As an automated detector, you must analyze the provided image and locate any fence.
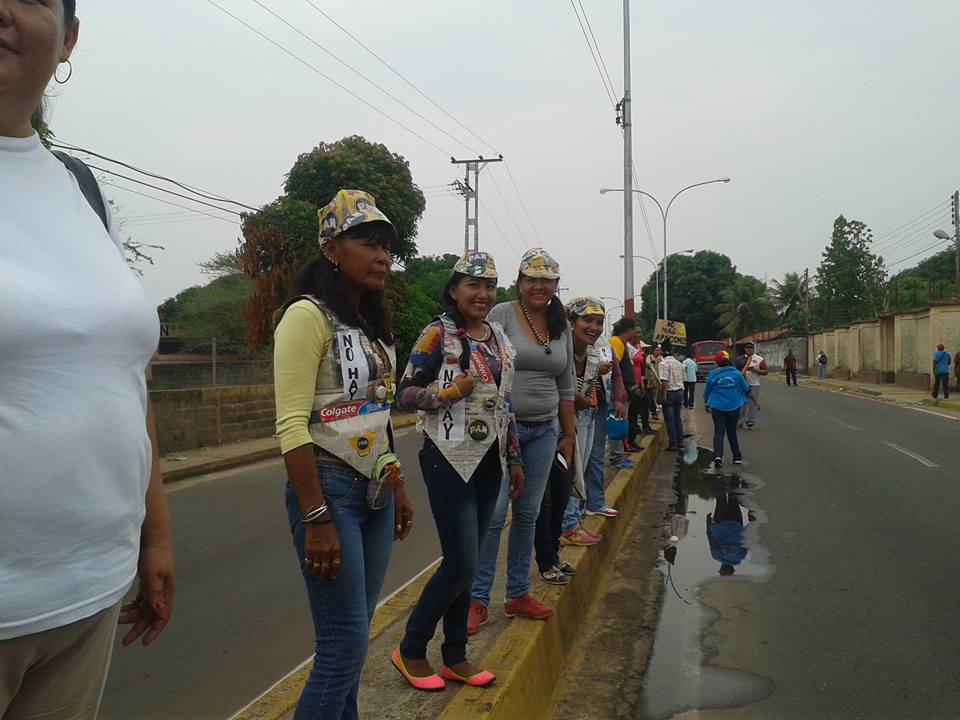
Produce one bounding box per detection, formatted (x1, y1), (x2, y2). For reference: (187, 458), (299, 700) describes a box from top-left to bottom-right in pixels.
(148, 359), (273, 390)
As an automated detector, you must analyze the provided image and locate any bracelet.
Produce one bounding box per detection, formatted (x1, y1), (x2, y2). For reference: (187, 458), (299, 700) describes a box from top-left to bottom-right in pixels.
(302, 504), (328, 524)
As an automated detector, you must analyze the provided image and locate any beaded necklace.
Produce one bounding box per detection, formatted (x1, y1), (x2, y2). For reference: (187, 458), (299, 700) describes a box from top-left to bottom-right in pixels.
(519, 299), (551, 355)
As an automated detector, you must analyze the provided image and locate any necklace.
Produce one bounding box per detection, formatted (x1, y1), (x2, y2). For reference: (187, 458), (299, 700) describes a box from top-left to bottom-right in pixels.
(466, 324), (492, 342)
(519, 300), (552, 354)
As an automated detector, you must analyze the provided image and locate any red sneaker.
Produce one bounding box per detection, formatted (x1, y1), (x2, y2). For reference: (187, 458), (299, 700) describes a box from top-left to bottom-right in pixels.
(467, 601), (488, 636)
(504, 594), (555, 621)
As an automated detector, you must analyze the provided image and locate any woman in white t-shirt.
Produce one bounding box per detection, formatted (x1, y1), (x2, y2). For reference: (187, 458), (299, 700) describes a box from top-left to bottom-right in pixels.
(0, 3), (175, 717)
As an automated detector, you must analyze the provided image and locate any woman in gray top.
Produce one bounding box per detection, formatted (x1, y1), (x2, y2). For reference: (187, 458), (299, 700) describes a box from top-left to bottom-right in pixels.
(468, 248), (576, 629)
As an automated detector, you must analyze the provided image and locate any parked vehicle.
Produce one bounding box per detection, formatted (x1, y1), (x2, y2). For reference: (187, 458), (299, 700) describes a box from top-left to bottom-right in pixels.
(692, 339), (728, 381)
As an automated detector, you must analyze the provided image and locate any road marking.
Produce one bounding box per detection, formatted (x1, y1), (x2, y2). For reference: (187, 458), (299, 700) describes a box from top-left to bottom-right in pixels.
(826, 416), (861, 431)
(881, 441), (939, 468)
(165, 457), (284, 494)
(801, 384), (960, 422)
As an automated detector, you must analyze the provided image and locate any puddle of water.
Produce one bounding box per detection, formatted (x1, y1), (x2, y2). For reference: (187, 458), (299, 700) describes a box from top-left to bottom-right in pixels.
(639, 441), (776, 720)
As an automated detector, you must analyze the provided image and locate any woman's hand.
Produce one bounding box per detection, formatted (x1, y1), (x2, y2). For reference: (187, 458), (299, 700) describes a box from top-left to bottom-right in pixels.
(303, 522), (341, 580)
(557, 434), (575, 470)
(614, 401), (626, 419)
(119, 540), (175, 647)
(394, 486), (414, 541)
(574, 392), (592, 411)
(704, 405), (711, 415)
(508, 465), (525, 500)
(452, 372), (475, 398)
(596, 361), (611, 375)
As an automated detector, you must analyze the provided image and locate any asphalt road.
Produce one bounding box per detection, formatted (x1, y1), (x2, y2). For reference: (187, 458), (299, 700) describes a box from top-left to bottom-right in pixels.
(641, 380), (960, 720)
(99, 426), (439, 720)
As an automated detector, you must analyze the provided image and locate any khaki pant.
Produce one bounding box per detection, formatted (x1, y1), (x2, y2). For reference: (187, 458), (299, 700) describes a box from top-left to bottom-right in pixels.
(0, 603), (121, 720)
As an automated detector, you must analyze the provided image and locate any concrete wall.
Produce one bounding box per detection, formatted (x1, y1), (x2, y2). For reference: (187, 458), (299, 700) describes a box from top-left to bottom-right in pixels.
(151, 384), (276, 454)
(756, 337), (807, 371)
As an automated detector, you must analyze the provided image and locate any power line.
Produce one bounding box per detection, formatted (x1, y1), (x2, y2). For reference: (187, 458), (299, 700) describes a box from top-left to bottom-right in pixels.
(53, 141), (260, 212)
(478, 197), (522, 259)
(874, 215), (949, 255)
(577, 0), (617, 100)
(300, 0), (500, 155)
(100, 181), (240, 226)
(88, 164), (243, 216)
(631, 160), (658, 262)
(248, 0), (480, 156)
(202, 0), (454, 157)
(503, 162), (543, 246)
(884, 238), (952, 270)
(569, 0), (617, 107)
(872, 200), (950, 246)
(486, 167), (527, 246)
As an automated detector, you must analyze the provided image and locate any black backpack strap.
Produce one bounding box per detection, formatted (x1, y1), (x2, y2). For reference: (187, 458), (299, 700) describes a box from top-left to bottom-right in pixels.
(52, 151), (109, 231)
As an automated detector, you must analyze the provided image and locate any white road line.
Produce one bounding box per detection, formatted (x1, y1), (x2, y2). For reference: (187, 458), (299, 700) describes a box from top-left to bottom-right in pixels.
(881, 441), (939, 468)
(226, 556), (442, 720)
(826, 416), (861, 431)
(801, 384), (960, 422)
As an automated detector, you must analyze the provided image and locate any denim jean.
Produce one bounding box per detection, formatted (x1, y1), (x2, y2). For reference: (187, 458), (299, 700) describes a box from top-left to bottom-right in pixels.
(400, 441), (502, 666)
(285, 460), (395, 720)
(933, 373), (950, 399)
(533, 439), (572, 574)
(818, 364), (827, 379)
(683, 381), (697, 408)
(562, 406), (597, 533)
(663, 389), (684, 446)
(711, 408), (742, 461)
(471, 418), (559, 606)
(585, 397), (610, 512)
(739, 385), (760, 426)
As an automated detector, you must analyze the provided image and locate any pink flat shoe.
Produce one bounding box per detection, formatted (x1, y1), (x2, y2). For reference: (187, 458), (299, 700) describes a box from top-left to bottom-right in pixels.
(441, 666), (496, 687)
(391, 648), (445, 692)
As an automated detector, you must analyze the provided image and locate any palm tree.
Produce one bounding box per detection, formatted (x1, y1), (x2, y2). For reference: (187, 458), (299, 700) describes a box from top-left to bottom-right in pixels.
(769, 272), (807, 325)
(714, 279), (776, 339)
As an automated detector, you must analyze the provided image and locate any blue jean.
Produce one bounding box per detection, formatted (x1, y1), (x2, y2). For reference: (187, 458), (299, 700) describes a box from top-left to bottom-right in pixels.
(284, 460), (395, 720)
(400, 441), (502, 666)
(818, 363), (827, 379)
(585, 397), (610, 512)
(663, 390), (684, 446)
(711, 408), (742, 461)
(471, 418), (559, 606)
(562, 406), (597, 533)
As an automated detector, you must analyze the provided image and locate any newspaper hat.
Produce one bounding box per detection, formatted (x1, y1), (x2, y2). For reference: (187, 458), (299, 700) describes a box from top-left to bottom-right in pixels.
(452, 251), (498, 279)
(566, 296), (605, 318)
(518, 247), (560, 280)
(318, 189), (397, 247)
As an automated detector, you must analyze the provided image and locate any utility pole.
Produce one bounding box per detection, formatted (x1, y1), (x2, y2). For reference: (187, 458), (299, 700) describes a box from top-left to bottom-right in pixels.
(620, 0), (635, 318)
(451, 155), (503, 253)
(952, 190), (959, 296)
(804, 268), (811, 370)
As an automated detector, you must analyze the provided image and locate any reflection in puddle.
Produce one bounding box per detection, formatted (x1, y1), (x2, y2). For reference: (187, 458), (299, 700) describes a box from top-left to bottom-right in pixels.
(640, 442), (775, 720)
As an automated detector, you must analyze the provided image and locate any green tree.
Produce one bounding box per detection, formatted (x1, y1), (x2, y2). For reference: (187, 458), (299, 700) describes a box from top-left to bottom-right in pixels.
(159, 274), (253, 355)
(403, 254), (461, 305)
(770, 271), (809, 335)
(814, 215), (886, 326)
(714, 277), (775, 339)
(239, 137), (425, 350)
(638, 251), (740, 341)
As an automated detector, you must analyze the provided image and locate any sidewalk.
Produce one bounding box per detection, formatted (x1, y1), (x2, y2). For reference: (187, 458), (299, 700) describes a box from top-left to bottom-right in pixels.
(158, 412), (418, 483)
(794, 374), (960, 417)
(232, 422), (666, 720)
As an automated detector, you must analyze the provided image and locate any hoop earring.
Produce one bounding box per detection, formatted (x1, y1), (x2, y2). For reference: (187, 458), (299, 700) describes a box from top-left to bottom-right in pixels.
(55, 59), (73, 85)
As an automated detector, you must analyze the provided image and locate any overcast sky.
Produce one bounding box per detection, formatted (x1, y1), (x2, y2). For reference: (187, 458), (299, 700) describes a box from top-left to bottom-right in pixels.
(52, 0), (960, 322)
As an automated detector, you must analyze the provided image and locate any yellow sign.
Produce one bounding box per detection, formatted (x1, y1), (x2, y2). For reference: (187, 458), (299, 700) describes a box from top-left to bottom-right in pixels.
(653, 319), (687, 346)
(349, 432), (377, 458)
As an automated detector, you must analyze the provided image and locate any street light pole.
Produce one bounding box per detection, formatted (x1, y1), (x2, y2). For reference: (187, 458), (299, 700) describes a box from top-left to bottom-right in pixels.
(621, 0), (634, 318)
(619, 254), (659, 319)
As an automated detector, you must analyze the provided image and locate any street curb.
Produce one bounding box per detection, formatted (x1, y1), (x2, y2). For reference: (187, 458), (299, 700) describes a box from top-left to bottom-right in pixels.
(437, 424), (665, 720)
(162, 415), (419, 484)
(802, 379), (883, 396)
(921, 397), (960, 412)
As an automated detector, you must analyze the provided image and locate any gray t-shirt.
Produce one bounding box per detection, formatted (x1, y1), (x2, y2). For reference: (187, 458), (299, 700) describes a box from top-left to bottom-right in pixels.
(488, 301), (575, 423)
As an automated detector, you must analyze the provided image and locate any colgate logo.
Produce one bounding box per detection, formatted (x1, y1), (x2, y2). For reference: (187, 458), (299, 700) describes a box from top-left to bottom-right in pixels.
(319, 403), (363, 422)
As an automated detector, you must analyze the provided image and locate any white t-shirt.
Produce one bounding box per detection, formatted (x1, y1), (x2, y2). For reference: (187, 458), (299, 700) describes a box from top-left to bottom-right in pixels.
(0, 133), (159, 639)
(658, 355), (686, 391)
(742, 353), (765, 387)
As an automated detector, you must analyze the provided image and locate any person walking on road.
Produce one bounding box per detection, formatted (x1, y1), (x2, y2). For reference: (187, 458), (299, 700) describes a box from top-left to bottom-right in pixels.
(392, 252), (520, 691)
(469, 248), (576, 633)
(274, 190), (415, 719)
(1, 4), (175, 718)
(954, 349), (960, 393)
(737, 342), (767, 429)
(816, 350), (829, 380)
(658, 341), (686, 451)
(703, 352), (755, 466)
(784, 349), (799, 387)
(932, 343), (951, 400)
(681, 353), (698, 408)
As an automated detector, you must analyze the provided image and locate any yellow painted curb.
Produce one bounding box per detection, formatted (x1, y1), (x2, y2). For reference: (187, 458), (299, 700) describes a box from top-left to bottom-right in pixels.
(437, 424), (665, 720)
(802, 379), (883, 396)
(922, 397), (960, 412)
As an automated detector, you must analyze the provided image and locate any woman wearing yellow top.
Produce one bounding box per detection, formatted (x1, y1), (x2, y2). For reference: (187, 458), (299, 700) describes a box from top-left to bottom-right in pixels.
(273, 189), (415, 720)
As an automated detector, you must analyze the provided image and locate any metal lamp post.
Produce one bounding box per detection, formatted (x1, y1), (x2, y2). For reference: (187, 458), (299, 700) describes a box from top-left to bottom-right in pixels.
(618, 254), (659, 318)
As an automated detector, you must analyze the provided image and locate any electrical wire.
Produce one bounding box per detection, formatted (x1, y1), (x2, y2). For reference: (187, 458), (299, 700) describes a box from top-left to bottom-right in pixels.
(569, 0), (617, 107)
(52, 141), (259, 212)
(503, 162), (543, 246)
(577, 0), (618, 101)
(202, 0), (454, 157)
(300, 0), (500, 156)
(873, 214), (949, 255)
(486, 167), (527, 246)
(478, 197), (522, 259)
(631, 160), (659, 262)
(248, 0), (480, 156)
(872, 199), (950, 245)
(99, 182), (240, 226)
(884, 238), (953, 270)
(89, 164), (243, 216)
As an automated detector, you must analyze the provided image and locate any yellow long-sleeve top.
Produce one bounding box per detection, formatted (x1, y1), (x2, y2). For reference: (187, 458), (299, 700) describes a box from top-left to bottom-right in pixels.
(274, 300), (332, 454)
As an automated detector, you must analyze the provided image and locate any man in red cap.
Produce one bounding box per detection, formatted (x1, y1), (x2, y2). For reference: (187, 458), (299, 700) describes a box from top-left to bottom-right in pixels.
(932, 343), (951, 399)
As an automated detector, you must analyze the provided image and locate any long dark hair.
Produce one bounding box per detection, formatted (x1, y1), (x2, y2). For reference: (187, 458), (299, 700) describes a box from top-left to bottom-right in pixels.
(441, 271), (474, 371)
(516, 273), (566, 340)
(287, 231), (394, 345)
(30, 2), (78, 135)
